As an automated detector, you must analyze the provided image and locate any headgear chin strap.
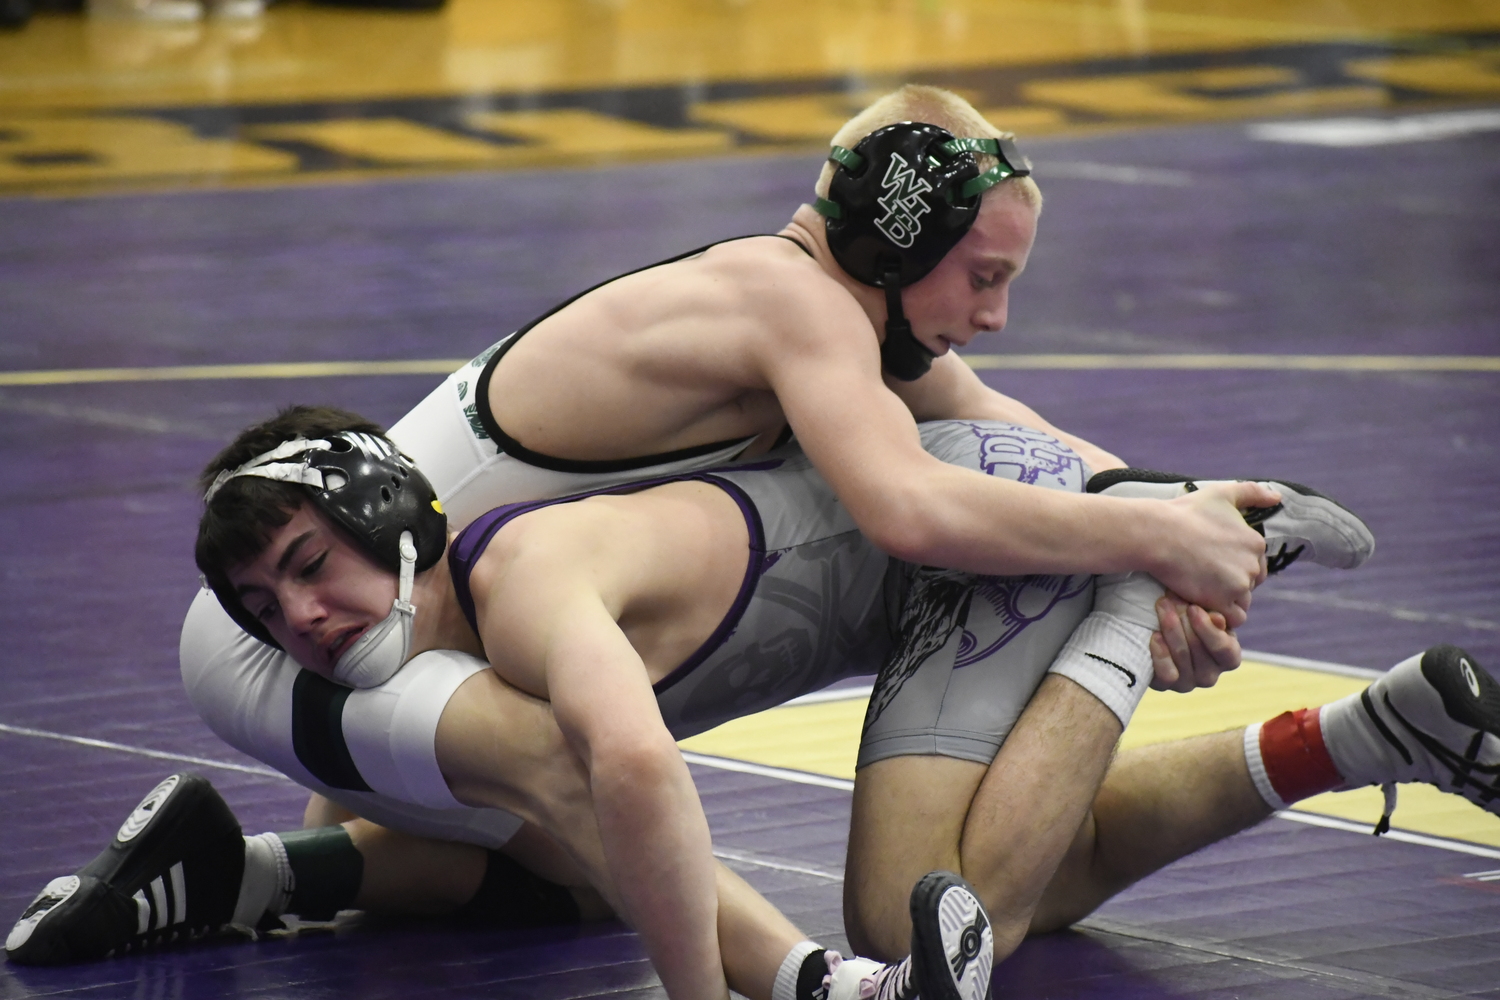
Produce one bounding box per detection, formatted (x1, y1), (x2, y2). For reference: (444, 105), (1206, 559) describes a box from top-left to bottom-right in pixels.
(331, 530), (418, 688)
(813, 122), (1031, 381)
(202, 430), (447, 681)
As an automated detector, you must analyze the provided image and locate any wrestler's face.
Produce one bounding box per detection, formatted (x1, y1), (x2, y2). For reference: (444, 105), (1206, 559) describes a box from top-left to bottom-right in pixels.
(900, 189), (1038, 356)
(226, 504), (397, 677)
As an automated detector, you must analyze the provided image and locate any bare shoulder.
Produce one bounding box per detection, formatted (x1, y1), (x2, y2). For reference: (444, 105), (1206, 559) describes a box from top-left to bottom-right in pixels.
(477, 501), (622, 585)
(699, 236), (873, 358)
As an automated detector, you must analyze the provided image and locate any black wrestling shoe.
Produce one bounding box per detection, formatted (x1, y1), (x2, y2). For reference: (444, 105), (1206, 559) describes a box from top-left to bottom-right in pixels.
(6, 773), (245, 965)
(823, 872), (993, 1000)
(1086, 468), (1374, 573)
(908, 871), (992, 1000)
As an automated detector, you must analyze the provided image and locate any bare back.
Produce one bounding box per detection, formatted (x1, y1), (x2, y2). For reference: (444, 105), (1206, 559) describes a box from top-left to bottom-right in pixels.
(486, 235), (854, 463)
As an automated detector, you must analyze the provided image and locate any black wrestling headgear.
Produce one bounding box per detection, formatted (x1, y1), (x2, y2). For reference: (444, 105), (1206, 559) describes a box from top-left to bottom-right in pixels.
(202, 431), (447, 646)
(814, 122), (1031, 380)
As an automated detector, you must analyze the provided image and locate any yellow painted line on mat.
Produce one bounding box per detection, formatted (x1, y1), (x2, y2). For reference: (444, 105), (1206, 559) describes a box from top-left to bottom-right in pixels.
(0, 359), (467, 386)
(962, 354), (1500, 372)
(677, 658), (1500, 850)
(6, 354), (1499, 387)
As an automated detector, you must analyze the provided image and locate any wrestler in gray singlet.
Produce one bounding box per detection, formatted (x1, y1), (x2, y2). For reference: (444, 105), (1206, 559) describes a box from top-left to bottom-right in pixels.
(184, 420), (1094, 845)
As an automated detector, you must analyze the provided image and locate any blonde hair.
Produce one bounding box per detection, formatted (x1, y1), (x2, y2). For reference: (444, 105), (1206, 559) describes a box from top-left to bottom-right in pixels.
(815, 85), (1042, 210)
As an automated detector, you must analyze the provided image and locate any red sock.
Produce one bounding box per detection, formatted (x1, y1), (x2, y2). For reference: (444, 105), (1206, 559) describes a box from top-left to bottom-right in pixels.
(1258, 708), (1344, 804)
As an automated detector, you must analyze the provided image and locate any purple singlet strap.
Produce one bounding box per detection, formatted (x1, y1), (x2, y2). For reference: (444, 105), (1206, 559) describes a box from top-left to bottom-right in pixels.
(447, 471), (768, 658)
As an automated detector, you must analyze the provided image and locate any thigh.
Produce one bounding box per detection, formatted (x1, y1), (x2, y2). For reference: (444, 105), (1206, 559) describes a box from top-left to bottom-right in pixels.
(858, 567), (1094, 769)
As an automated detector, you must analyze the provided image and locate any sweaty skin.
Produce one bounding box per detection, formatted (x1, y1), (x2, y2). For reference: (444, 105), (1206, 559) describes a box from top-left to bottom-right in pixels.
(486, 190), (1275, 626)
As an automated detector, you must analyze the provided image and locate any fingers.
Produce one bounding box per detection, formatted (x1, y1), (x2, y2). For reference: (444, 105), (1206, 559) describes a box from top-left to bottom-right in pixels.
(1200, 479), (1282, 511)
(1187, 604), (1241, 681)
(1151, 598), (1241, 693)
(1149, 633), (1177, 691)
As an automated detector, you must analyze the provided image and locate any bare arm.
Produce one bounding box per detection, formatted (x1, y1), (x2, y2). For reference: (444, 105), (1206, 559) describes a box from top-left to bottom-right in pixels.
(759, 285), (1273, 623)
(475, 536), (727, 1000)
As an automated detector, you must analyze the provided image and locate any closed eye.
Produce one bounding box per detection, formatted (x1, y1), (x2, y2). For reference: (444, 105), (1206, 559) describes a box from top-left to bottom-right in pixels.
(298, 552), (327, 580)
(971, 272), (1002, 290)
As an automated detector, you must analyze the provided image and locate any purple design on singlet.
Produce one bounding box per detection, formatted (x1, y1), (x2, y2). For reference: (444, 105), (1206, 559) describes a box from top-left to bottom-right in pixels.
(964, 422), (1085, 492)
(953, 574), (1093, 669)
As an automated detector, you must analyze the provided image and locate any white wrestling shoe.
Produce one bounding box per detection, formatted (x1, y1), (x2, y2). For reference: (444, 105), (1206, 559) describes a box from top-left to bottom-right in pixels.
(825, 871), (993, 1000)
(1322, 645), (1500, 834)
(1086, 468), (1375, 573)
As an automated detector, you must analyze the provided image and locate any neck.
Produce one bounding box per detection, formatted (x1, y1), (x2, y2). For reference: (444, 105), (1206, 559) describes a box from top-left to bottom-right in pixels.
(408, 537), (486, 662)
(781, 205), (890, 341)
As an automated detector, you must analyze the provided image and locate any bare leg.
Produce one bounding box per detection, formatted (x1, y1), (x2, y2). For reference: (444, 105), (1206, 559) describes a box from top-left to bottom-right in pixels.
(1030, 730), (1271, 932)
(300, 792), (612, 919)
(847, 675), (1122, 960)
(716, 865), (806, 1000)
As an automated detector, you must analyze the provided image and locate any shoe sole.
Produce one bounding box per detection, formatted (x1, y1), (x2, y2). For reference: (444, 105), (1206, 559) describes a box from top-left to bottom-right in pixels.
(909, 871), (993, 1000)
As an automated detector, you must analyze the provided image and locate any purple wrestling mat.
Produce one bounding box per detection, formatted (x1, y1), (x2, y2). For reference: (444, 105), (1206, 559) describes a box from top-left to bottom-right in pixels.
(2, 110), (1498, 998)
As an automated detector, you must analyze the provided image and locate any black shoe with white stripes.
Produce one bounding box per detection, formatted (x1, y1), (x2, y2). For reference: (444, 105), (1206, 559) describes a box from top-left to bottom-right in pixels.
(6, 773), (245, 965)
(823, 872), (993, 1000)
(1086, 468), (1374, 574)
(908, 871), (992, 1000)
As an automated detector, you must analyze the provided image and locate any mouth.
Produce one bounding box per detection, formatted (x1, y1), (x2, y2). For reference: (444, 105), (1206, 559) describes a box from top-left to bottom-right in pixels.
(324, 625), (367, 665)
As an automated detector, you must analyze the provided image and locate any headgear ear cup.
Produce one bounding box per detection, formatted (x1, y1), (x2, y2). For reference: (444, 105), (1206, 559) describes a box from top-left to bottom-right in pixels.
(815, 123), (1031, 380)
(201, 431), (448, 650)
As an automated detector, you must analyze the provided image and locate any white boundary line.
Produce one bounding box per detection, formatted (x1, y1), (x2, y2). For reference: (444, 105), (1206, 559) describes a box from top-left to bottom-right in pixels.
(680, 751), (855, 791)
(1239, 648), (1384, 680)
(711, 847), (843, 882)
(0, 721), (284, 779)
(1274, 810), (1500, 860)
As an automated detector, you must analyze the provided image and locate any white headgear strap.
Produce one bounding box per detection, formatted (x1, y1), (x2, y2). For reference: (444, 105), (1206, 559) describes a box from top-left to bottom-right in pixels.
(203, 438), (331, 503)
(330, 530), (419, 689)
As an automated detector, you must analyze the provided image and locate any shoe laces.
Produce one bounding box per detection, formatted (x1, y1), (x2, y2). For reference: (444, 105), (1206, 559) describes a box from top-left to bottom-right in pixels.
(1265, 542), (1305, 575)
(822, 951), (914, 1000)
(1372, 782), (1397, 836)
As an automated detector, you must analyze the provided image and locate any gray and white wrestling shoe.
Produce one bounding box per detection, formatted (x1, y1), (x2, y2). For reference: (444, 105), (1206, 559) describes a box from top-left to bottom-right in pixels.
(1086, 468), (1375, 573)
(1322, 645), (1500, 834)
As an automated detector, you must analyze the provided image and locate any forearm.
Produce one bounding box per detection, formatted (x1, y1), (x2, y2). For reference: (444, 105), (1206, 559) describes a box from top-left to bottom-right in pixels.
(875, 466), (1166, 577)
(591, 751), (727, 1000)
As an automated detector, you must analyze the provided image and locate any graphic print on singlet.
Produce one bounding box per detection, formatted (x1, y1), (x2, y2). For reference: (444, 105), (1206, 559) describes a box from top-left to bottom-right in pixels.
(862, 423), (1093, 736)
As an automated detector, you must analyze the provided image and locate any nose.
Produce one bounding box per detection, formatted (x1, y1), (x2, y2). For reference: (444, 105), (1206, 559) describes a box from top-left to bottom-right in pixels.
(280, 585), (327, 636)
(973, 287), (1009, 334)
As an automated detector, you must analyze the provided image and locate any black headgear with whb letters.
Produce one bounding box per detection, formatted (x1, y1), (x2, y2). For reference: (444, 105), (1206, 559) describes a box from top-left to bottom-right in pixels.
(814, 122), (1032, 380)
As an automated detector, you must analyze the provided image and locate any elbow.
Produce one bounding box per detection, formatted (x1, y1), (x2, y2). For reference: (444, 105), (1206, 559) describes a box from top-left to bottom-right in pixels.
(857, 490), (946, 565)
(587, 730), (681, 796)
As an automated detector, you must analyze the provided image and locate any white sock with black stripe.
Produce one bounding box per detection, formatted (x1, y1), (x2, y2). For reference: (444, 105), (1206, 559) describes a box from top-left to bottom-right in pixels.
(1046, 572), (1163, 728)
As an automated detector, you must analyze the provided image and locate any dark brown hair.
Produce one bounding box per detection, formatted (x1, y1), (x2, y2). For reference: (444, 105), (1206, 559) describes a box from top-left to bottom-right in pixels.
(195, 405), (385, 645)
